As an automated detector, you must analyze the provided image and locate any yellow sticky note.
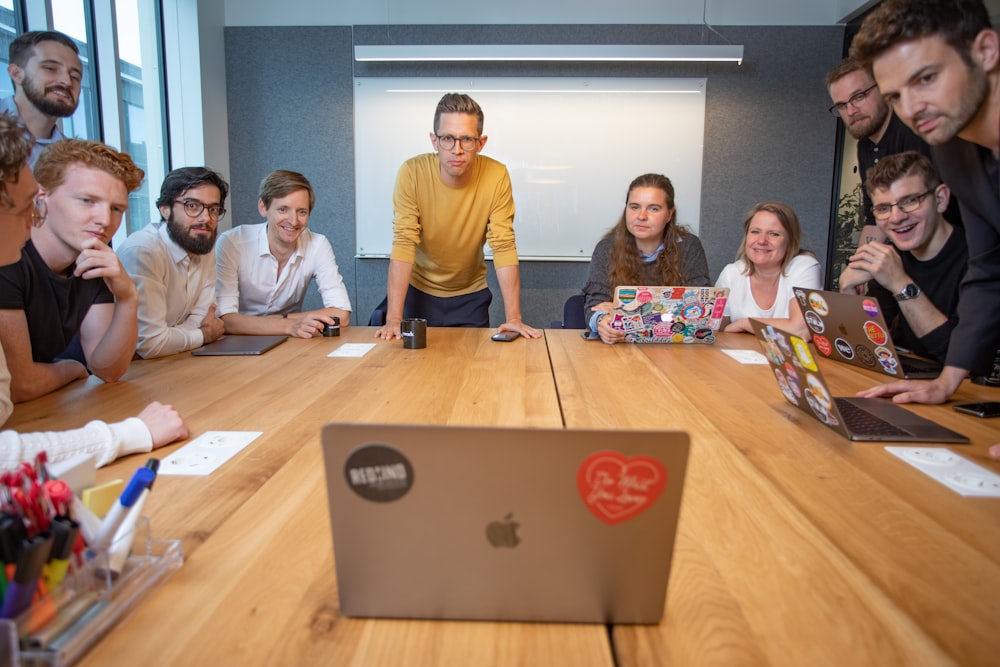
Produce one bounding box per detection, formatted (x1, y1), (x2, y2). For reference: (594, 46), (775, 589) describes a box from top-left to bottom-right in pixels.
(81, 479), (124, 518)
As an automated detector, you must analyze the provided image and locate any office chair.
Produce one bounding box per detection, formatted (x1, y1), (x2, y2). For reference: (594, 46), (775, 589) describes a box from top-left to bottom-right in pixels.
(550, 294), (587, 329)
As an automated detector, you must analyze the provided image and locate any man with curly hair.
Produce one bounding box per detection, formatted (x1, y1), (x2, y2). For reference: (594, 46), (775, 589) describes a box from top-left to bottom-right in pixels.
(850, 0), (1000, 403)
(0, 139), (144, 401)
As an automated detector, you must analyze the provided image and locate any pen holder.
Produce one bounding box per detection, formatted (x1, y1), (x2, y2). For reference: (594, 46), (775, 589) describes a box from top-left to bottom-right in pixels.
(0, 517), (182, 667)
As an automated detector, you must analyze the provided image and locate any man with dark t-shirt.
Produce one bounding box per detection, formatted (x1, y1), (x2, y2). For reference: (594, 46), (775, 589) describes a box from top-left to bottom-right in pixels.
(851, 0), (1000, 404)
(839, 152), (966, 364)
(0, 139), (144, 402)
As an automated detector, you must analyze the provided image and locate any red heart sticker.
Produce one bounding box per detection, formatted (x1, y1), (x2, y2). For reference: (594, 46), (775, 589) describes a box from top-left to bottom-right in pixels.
(577, 451), (667, 525)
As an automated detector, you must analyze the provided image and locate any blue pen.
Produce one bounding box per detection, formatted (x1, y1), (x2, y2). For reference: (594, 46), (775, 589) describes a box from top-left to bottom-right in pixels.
(89, 467), (156, 551)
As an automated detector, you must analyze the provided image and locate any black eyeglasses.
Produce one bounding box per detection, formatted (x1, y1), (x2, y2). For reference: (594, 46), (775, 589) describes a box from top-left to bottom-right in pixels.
(435, 135), (480, 151)
(872, 189), (935, 220)
(175, 199), (226, 219)
(828, 83), (879, 116)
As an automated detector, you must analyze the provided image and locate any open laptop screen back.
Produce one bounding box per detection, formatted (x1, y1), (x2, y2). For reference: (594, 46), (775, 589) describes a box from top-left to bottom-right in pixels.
(321, 423), (690, 624)
(610, 286), (729, 343)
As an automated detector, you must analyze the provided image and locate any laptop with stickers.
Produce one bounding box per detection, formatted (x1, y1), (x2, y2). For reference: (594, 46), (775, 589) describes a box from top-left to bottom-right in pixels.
(609, 286), (729, 343)
(320, 423), (690, 624)
(749, 319), (967, 443)
(792, 287), (942, 379)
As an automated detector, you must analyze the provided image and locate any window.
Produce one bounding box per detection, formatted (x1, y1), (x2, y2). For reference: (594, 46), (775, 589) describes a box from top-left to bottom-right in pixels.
(11, 0), (169, 240)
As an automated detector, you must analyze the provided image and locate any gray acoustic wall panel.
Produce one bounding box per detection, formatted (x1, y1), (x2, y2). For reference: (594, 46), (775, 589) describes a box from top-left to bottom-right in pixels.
(225, 24), (842, 328)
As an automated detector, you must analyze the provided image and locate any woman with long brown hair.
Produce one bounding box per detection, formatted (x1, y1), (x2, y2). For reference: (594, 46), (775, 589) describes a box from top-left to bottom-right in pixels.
(582, 173), (709, 344)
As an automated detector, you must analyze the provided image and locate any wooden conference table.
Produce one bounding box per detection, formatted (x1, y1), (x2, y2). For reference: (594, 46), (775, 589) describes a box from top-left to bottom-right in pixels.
(6, 327), (999, 666)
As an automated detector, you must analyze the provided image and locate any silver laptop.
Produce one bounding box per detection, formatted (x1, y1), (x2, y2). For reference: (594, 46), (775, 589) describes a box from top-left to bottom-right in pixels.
(792, 287), (942, 379)
(190, 335), (287, 356)
(750, 319), (967, 443)
(321, 423), (690, 624)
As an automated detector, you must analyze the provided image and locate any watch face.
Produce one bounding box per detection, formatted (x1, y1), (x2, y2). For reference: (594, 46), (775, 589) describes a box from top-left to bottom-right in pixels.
(897, 283), (920, 300)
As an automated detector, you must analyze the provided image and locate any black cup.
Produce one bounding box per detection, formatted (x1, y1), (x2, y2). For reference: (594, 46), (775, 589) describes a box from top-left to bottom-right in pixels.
(323, 316), (341, 337)
(401, 318), (427, 349)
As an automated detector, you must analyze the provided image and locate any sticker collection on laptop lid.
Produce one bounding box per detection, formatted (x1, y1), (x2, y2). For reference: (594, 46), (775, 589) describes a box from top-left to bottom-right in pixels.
(756, 323), (840, 427)
(577, 451), (667, 525)
(793, 287), (902, 374)
(610, 286), (728, 343)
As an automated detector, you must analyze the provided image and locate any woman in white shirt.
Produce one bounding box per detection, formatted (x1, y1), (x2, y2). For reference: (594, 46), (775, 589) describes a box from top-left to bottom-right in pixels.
(715, 201), (821, 334)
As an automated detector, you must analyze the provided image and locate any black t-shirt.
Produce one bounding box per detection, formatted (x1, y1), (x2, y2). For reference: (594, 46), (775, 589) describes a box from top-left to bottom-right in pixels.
(877, 227), (968, 363)
(0, 240), (114, 363)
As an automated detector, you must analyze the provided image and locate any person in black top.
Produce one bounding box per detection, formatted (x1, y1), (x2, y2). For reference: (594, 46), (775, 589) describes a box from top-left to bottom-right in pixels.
(851, 0), (1000, 404)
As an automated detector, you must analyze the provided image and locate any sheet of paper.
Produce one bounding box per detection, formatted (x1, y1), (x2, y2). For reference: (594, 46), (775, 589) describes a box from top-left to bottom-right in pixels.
(328, 343), (376, 358)
(721, 349), (768, 365)
(885, 446), (1000, 497)
(159, 431), (263, 476)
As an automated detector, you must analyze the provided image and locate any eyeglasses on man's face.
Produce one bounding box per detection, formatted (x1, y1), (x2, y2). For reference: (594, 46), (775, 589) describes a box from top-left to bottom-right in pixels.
(175, 199), (226, 219)
(872, 189), (935, 220)
(828, 83), (879, 116)
(435, 135), (480, 151)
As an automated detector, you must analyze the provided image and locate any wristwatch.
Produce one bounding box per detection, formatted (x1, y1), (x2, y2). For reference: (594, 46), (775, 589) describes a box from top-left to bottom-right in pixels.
(894, 283), (921, 301)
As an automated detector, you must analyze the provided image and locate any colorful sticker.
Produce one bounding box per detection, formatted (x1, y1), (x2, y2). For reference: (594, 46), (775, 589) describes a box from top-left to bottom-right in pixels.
(863, 320), (888, 345)
(804, 310), (825, 334)
(794, 288), (808, 307)
(875, 346), (899, 375)
(806, 373), (833, 410)
(808, 292), (829, 316)
(861, 299), (880, 317)
(636, 289), (653, 305)
(774, 368), (798, 404)
(344, 444), (414, 502)
(813, 334), (832, 356)
(577, 451), (667, 525)
(792, 336), (818, 372)
(834, 338), (854, 359)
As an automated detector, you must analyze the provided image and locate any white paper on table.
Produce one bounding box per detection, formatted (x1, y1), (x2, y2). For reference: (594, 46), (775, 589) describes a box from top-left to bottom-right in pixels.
(885, 446), (1000, 497)
(720, 349), (768, 365)
(159, 431), (263, 476)
(328, 343), (376, 358)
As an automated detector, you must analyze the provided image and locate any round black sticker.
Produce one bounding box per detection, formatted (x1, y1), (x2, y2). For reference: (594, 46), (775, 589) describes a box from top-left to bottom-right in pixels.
(344, 444), (414, 502)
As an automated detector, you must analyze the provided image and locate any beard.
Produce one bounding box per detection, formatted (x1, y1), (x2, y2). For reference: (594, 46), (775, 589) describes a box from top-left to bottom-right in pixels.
(21, 74), (78, 118)
(166, 212), (216, 255)
(845, 101), (889, 140)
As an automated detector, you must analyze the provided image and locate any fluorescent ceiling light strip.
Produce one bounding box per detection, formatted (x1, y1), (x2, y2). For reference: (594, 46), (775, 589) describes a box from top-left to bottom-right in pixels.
(355, 44), (744, 64)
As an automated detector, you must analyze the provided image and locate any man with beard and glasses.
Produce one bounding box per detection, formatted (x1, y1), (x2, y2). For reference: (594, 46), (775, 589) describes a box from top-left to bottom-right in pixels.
(826, 58), (961, 247)
(0, 139), (143, 402)
(118, 167), (228, 358)
(851, 0), (1000, 403)
(1, 31), (82, 168)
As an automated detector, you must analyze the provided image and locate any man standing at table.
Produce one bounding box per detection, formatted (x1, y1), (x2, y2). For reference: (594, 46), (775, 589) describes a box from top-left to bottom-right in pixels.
(850, 0), (1000, 403)
(0, 31), (82, 168)
(374, 93), (540, 339)
(0, 139), (144, 402)
(839, 152), (967, 365)
(118, 167), (228, 358)
(0, 112), (188, 468)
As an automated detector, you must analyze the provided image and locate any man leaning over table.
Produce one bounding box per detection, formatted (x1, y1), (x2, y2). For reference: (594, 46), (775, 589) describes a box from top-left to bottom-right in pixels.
(839, 152), (967, 365)
(215, 169), (352, 338)
(374, 93), (540, 340)
(0, 139), (143, 403)
(850, 0), (1000, 403)
(118, 167), (228, 358)
(0, 112), (187, 469)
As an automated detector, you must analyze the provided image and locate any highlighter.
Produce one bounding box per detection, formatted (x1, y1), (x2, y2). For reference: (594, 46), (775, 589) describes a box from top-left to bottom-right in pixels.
(89, 467), (155, 551)
(43, 517), (79, 590)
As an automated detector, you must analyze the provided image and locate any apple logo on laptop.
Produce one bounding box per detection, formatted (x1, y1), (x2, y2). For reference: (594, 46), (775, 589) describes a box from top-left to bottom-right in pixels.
(485, 513), (520, 548)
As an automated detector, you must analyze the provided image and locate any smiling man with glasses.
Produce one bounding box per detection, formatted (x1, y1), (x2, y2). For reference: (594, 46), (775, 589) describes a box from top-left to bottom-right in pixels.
(373, 92), (540, 340)
(117, 167), (229, 358)
(839, 151), (967, 365)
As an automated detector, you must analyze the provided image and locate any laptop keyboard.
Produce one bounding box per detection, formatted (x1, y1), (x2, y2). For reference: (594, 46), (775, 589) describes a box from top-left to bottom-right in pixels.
(834, 398), (910, 437)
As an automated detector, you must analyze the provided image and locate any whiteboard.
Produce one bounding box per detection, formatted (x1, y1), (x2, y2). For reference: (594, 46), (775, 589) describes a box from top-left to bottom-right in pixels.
(354, 77), (706, 260)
